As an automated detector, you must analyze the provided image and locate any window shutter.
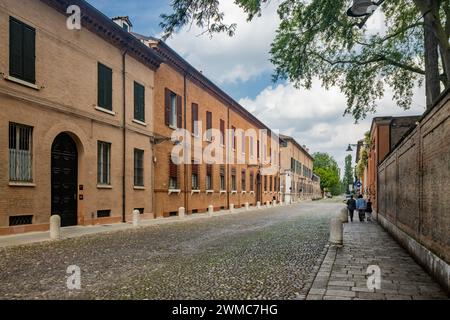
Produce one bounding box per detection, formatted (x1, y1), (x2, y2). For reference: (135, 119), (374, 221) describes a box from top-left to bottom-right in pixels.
(9, 18), (24, 80)
(206, 164), (212, 175)
(105, 66), (112, 110)
(192, 103), (198, 133)
(220, 119), (225, 145)
(177, 95), (182, 128)
(231, 126), (236, 149)
(22, 25), (35, 83)
(220, 165), (225, 176)
(98, 64), (105, 108)
(134, 82), (145, 121)
(165, 88), (171, 126)
(206, 111), (212, 130)
(98, 63), (112, 110)
(169, 157), (178, 178)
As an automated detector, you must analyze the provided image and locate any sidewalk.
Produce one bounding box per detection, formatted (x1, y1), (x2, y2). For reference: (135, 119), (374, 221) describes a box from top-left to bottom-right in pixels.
(306, 220), (449, 300)
(0, 204), (281, 248)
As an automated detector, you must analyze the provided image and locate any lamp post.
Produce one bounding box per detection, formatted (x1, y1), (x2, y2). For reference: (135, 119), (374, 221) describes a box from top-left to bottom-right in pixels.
(346, 0), (385, 28)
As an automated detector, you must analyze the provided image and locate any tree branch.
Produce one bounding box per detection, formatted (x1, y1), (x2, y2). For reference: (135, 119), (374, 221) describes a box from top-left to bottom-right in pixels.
(354, 22), (422, 46)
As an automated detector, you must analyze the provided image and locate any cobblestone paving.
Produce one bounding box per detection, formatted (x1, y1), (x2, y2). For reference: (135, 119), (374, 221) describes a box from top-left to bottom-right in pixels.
(0, 201), (339, 300)
(306, 220), (449, 300)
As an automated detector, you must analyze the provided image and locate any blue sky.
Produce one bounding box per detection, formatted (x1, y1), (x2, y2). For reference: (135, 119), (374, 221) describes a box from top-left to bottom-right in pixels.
(86, 0), (426, 175)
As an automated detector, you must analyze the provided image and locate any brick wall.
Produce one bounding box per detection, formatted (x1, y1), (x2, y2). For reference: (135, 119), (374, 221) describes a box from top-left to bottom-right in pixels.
(378, 91), (450, 264)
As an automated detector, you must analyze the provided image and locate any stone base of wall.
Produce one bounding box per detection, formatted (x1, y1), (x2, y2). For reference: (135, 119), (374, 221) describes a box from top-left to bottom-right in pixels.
(378, 214), (450, 293)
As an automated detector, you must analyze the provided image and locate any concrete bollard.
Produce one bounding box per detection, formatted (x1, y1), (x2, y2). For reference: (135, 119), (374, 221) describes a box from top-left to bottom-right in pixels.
(257, 201), (261, 209)
(272, 200), (277, 207)
(229, 204), (235, 213)
(340, 207), (349, 223)
(133, 209), (140, 227)
(329, 218), (343, 245)
(178, 207), (186, 218)
(50, 215), (61, 240)
(245, 202), (250, 211)
(208, 205), (214, 217)
(266, 201), (271, 208)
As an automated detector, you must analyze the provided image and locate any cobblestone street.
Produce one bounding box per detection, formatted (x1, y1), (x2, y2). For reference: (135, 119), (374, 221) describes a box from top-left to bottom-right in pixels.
(0, 201), (338, 300)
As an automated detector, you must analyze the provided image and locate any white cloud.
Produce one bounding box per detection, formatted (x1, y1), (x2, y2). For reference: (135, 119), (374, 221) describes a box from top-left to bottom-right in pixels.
(239, 80), (426, 177)
(165, 1), (279, 84)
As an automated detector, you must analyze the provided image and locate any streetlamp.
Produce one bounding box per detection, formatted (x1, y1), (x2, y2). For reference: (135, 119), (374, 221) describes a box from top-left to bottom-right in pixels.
(346, 144), (358, 152)
(346, 0), (385, 29)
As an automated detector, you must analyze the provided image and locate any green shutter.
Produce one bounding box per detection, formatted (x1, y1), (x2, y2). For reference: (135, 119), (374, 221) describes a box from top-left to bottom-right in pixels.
(98, 63), (112, 110)
(22, 25), (35, 83)
(134, 82), (145, 122)
(9, 18), (23, 79)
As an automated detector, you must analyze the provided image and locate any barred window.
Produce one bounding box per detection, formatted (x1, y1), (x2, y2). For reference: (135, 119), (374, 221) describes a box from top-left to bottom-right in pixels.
(9, 123), (33, 182)
(192, 162), (199, 190)
(249, 172), (254, 192)
(220, 165), (226, 190)
(206, 165), (213, 190)
(231, 167), (237, 191)
(169, 155), (178, 189)
(241, 170), (246, 191)
(97, 141), (111, 185)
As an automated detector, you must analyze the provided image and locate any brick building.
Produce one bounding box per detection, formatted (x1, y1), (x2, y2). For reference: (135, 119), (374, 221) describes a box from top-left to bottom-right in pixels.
(279, 134), (318, 203)
(133, 34), (281, 217)
(0, 0), (162, 235)
(360, 116), (420, 213)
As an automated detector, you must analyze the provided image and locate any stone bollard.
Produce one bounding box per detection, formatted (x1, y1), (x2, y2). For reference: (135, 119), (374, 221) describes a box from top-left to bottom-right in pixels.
(272, 200), (277, 207)
(257, 201), (261, 209)
(178, 207), (186, 218)
(229, 204), (235, 213)
(133, 209), (140, 227)
(329, 218), (343, 245)
(208, 205), (214, 217)
(245, 202), (250, 211)
(340, 207), (349, 223)
(50, 215), (61, 240)
(266, 201), (271, 208)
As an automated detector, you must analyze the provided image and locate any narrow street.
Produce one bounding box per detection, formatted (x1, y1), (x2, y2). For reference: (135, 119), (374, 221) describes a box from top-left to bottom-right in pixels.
(0, 201), (339, 300)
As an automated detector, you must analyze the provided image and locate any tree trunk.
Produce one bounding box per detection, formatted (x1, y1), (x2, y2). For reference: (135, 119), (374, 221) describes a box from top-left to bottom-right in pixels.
(424, 4), (442, 108)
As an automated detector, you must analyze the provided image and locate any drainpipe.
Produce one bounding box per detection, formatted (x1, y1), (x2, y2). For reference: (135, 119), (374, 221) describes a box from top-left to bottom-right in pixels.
(227, 104), (230, 209)
(122, 47), (128, 223)
(183, 70), (188, 213)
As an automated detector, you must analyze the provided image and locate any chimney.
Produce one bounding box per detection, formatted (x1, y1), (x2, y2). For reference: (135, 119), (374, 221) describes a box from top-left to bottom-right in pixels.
(112, 16), (133, 33)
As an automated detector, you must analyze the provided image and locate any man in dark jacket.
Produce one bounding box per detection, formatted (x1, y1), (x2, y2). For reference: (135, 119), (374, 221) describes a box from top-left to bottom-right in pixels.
(346, 195), (356, 222)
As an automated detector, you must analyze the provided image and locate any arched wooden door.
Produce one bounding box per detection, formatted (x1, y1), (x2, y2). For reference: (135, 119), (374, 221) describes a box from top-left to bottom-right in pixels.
(51, 133), (78, 227)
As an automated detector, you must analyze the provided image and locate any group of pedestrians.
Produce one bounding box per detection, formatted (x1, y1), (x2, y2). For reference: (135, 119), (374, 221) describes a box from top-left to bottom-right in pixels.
(346, 195), (373, 222)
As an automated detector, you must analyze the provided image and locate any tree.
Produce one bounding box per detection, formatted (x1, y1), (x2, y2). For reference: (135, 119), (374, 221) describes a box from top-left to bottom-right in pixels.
(312, 152), (342, 195)
(160, 0), (450, 120)
(343, 154), (354, 193)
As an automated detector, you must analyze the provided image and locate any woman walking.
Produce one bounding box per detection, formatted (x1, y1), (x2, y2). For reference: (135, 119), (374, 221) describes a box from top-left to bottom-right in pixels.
(365, 199), (373, 222)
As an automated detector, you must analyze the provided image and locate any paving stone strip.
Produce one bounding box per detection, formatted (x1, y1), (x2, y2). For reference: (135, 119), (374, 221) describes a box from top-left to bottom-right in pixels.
(306, 220), (449, 300)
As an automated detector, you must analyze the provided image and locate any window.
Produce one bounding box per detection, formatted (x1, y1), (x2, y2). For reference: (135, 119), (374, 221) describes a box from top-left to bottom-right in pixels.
(264, 176), (267, 191)
(249, 172), (254, 192)
(192, 103), (199, 136)
(134, 82), (145, 122)
(97, 141), (111, 185)
(165, 89), (181, 128)
(134, 149), (144, 187)
(220, 119), (225, 145)
(241, 132), (245, 153)
(241, 170), (246, 191)
(220, 165), (226, 190)
(98, 63), (112, 110)
(97, 210), (111, 218)
(250, 137), (254, 157)
(191, 163), (199, 190)
(270, 176), (273, 191)
(122, 23), (129, 32)
(231, 126), (236, 150)
(206, 111), (212, 141)
(169, 157), (178, 189)
(231, 168), (237, 191)
(9, 17), (35, 84)
(206, 165), (213, 190)
(9, 123), (33, 182)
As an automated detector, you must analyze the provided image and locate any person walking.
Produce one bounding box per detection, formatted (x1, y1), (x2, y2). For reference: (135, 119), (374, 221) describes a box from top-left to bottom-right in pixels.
(356, 195), (366, 222)
(346, 195), (356, 222)
(365, 199), (373, 222)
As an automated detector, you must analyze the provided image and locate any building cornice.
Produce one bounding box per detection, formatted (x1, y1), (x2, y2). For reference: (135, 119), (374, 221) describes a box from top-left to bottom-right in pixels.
(39, 0), (164, 70)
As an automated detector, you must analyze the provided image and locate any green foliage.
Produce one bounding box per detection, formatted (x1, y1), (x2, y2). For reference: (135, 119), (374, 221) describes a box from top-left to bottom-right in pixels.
(312, 152), (342, 196)
(161, 0), (450, 121)
(343, 154), (353, 193)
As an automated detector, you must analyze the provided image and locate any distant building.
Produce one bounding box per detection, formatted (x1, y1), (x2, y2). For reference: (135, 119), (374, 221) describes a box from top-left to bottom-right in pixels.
(279, 135), (320, 203)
